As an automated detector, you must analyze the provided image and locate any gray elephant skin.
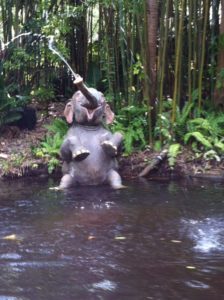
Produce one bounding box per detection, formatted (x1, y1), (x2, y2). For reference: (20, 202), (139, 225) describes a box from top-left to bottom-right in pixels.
(59, 77), (123, 189)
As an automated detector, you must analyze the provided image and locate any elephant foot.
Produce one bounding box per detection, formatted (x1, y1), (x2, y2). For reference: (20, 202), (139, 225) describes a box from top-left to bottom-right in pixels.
(101, 141), (117, 157)
(108, 169), (125, 189)
(72, 149), (90, 161)
(59, 174), (74, 189)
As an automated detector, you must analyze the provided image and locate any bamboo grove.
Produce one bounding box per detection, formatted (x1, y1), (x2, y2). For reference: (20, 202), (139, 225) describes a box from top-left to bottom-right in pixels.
(1, 0), (224, 153)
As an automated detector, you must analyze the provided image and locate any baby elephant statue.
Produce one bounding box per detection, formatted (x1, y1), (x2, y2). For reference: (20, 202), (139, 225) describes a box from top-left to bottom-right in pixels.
(59, 76), (124, 189)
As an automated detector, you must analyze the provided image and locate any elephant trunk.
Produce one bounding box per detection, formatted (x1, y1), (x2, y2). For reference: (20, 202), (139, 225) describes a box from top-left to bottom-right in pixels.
(74, 76), (98, 109)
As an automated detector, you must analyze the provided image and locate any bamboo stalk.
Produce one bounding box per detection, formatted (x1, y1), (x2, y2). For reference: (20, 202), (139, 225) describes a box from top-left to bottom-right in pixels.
(192, 0), (198, 91)
(118, 0), (128, 104)
(114, 8), (121, 110)
(146, 0), (158, 145)
(188, 0), (193, 103)
(158, 0), (170, 115)
(172, 0), (185, 124)
(210, 0), (219, 101)
(198, 0), (210, 110)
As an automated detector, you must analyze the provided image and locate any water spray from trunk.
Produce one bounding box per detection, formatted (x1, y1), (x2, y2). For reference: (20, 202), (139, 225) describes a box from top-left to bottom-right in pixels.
(47, 36), (98, 108)
(48, 36), (78, 80)
(0, 32), (98, 108)
(1, 32), (32, 51)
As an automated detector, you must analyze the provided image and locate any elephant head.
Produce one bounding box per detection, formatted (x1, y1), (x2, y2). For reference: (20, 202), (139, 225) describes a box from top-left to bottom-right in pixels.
(64, 76), (114, 126)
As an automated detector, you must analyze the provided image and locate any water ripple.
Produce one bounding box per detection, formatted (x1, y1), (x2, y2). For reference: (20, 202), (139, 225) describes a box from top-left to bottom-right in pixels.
(0, 253), (22, 260)
(185, 280), (210, 289)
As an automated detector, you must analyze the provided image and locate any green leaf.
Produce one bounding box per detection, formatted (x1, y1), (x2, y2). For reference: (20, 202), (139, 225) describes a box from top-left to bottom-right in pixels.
(154, 140), (162, 152)
(214, 141), (224, 153)
(168, 143), (181, 168)
(45, 118), (68, 137)
(191, 89), (199, 101)
(184, 132), (212, 149)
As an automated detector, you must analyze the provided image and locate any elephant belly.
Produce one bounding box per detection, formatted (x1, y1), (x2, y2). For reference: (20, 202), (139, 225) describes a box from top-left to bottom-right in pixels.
(70, 132), (115, 185)
(73, 156), (113, 185)
(74, 166), (107, 185)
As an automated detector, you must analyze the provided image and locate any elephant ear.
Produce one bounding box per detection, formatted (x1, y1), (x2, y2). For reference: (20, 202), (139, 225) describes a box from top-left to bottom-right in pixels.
(104, 104), (115, 124)
(64, 101), (74, 124)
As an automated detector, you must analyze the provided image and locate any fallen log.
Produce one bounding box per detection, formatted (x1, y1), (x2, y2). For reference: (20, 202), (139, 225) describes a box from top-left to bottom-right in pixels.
(138, 149), (168, 177)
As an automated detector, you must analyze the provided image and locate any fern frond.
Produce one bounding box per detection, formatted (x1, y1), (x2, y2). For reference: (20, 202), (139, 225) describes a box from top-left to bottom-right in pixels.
(184, 132), (212, 149)
(176, 101), (194, 124)
(168, 143), (181, 168)
(207, 113), (224, 137)
(124, 130), (135, 154)
(45, 118), (68, 137)
(214, 140), (224, 153)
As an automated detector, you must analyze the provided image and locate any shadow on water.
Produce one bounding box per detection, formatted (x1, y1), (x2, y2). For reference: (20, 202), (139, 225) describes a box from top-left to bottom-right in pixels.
(0, 178), (224, 299)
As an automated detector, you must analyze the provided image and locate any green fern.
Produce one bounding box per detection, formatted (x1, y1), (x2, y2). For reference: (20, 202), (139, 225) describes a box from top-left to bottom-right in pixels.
(45, 118), (68, 137)
(41, 132), (62, 156)
(206, 113), (224, 138)
(187, 118), (213, 136)
(124, 130), (136, 154)
(47, 157), (61, 174)
(183, 113), (224, 155)
(34, 118), (68, 173)
(184, 131), (212, 149)
(174, 101), (194, 140)
(111, 105), (147, 154)
(168, 143), (182, 168)
(176, 101), (194, 124)
(214, 140), (224, 153)
(122, 123), (146, 155)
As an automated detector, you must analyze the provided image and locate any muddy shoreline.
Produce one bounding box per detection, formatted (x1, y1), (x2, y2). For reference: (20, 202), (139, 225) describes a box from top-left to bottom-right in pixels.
(1, 149), (224, 183)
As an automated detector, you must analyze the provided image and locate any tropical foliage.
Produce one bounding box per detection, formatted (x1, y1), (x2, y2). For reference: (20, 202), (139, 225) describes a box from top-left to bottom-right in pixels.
(1, 0), (224, 162)
(34, 118), (68, 173)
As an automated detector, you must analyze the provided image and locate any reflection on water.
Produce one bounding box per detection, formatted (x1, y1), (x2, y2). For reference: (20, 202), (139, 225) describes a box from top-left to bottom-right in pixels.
(0, 178), (224, 300)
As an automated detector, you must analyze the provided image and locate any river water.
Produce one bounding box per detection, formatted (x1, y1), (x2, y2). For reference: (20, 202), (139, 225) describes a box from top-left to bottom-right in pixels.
(0, 178), (223, 300)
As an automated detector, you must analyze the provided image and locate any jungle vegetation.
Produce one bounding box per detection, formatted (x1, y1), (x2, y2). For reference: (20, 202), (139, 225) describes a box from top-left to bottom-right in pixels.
(1, 0), (224, 163)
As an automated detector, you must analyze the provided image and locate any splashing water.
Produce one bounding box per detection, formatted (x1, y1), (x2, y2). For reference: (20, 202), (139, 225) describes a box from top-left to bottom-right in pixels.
(48, 36), (79, 79)
(91, 280), (117, 292)
(182, 218), (224, 253)
(1, 32), (32, 50)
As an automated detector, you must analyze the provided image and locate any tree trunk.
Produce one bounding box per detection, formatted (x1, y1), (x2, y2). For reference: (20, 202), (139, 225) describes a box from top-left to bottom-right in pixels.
(198, 0), (210, 110)
(146, 0), (158, 143)
(214, 0), (224, 107)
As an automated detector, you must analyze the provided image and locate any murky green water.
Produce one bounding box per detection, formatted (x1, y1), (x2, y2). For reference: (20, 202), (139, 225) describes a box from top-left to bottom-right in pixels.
(0, 178), (223, 300)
